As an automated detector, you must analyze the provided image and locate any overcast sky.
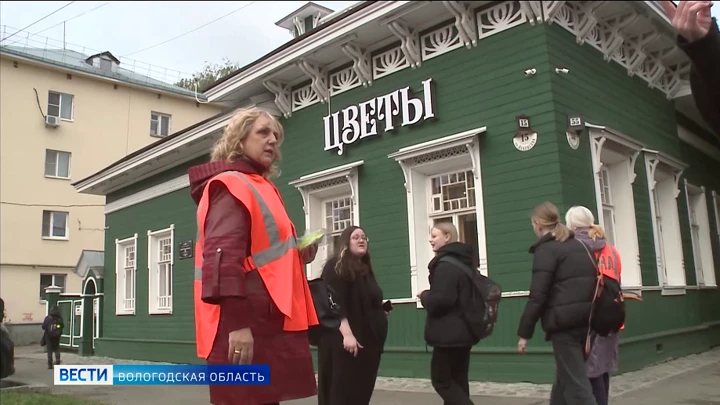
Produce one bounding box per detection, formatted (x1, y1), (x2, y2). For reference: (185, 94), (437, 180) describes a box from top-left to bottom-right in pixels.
(0, 1), (717, 83)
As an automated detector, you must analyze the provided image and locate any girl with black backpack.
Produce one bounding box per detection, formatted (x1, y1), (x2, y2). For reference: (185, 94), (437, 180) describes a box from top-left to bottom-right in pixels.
(41, 305), (64, 369)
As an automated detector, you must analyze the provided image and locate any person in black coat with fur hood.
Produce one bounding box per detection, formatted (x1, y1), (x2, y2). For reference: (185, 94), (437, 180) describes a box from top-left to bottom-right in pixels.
(417, 222), (477, 405)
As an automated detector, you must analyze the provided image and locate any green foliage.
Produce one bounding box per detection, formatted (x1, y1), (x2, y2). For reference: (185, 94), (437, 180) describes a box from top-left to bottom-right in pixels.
(174, 57), (242, 92)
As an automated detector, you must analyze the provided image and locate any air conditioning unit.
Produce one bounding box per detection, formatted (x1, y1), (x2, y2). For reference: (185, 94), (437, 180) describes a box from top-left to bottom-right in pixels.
(45, 115), (60, 128)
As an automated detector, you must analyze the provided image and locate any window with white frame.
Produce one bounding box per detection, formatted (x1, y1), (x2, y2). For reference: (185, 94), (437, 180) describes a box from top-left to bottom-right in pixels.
(588, 127), (644, 289)
(44, 149), (71, 179)
(388, 127), (488, 307)
(289, 161), (363, 279)
(148, 225), (174, 314)
(39, 274), (66, 301)
(115, 234), (137, 315)
(645, 152), (686, 290)
(42, 210), (68, 239)
(48, 91), (74, 120)
(685, 182), (716, 286)
(150, 112), (171, 137)
(428, 170), (480, 267)
(714, 191), (720, 245)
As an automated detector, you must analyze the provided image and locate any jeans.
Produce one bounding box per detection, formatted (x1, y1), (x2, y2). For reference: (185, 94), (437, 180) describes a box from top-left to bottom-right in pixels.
(589, 373), (610, 405)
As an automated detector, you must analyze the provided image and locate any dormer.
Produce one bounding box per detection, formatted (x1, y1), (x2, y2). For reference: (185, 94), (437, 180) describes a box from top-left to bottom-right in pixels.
(85, 51), (120, 73)
(275, 2), (334, 39)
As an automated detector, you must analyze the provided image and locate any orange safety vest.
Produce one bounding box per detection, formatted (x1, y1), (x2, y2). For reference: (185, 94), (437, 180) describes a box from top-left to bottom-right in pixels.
(595, 244), (625, 331)
(193, 171), (319, 360)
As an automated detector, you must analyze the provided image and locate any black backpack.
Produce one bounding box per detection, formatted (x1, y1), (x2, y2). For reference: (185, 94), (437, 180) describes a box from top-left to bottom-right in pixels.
(47, 319), (63, 340)
(306, 278), (342, 347)
(578, 241), (625, 337)
(438, 256), (501, 343)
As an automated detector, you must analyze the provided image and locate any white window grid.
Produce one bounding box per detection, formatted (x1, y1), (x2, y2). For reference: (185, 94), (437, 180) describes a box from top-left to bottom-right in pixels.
(157, 237), (173, 310)
(42, 210), (68, 239)
(653, 188), (667, 280)
(597, 167), (617, 245)
(324, 196), (353, 256)
(123, 245), (136, 311)
(44, 150), (71, 178)
(429, 169), (476, 214)
(150, 112), (171, 137)
(48, 91), (74, 120)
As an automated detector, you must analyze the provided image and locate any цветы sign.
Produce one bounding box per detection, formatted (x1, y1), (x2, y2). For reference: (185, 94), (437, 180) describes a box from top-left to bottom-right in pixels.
(324, 78), (436, 155)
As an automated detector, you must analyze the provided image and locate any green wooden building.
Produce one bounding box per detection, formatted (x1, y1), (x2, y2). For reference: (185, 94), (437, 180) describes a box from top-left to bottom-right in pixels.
(71, 1), (720, 383)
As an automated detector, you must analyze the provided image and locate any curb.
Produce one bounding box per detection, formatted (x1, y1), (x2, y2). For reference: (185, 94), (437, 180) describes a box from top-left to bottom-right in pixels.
(0, 380), (51, 394)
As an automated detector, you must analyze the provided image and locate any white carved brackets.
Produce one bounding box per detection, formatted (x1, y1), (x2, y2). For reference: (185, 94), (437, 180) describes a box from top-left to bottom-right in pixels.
(297, 59), (330, 103)
(262, 80), (292, 118)
(386, 19), (422, 68)
(643, 149), (687, 198)
(341, 41), (373, 87)
(442, 1), (478, 47)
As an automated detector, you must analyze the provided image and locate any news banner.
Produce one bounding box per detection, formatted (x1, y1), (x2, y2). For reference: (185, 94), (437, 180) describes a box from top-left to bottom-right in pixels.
(54, 364), (270, 386)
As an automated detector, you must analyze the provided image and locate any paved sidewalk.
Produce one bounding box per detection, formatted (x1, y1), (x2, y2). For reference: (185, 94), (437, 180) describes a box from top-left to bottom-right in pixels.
(8, 345), (720, 404)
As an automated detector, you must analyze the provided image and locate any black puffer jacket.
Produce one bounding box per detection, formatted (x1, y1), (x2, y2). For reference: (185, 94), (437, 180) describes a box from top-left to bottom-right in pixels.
(517, 232), (597, 341)
(420, 242), (477, 348)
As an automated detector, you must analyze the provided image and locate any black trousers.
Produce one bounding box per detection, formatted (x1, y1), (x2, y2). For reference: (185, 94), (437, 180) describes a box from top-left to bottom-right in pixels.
(549, 332), (598, 405)
(430, 346), (474, 405)
(589, 373), (610, 405)
(46, 339), (61, 366)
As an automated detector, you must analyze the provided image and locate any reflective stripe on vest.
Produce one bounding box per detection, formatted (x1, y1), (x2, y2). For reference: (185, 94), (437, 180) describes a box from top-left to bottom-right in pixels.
(193, 171), (318, 360)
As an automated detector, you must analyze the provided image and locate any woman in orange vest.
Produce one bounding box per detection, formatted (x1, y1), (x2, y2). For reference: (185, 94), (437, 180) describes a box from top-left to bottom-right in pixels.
(566, 205), (622, 405)
(187, 108), (320, 405)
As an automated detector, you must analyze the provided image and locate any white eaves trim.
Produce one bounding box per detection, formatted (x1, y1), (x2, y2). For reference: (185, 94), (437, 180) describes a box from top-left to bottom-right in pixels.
(585, 123), (645, 151)
(678, 125), (720, 162)
(74, 108), (240, 194)
(642, 147), (689, 171)
(387, 126), (487, 161)
(288, 160), (364, 188)
(105, 175), (190, 215)
(206, 1), (413, 101)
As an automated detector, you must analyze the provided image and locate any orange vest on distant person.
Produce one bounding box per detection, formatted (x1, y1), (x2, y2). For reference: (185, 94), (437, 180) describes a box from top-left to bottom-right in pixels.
(193, 171), (319, 360)
(595, 243), (625, 331)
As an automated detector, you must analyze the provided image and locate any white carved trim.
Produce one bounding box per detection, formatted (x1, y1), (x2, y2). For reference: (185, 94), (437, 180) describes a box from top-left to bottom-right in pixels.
(147, 224), (174, 315)
(289, 160), (365, 213)
(420, 23), (464, 61)
(386, 19), (422, 68)
(586, 124), (645, 179)
(678, 125), (720, 162)
(340, 40), (373, 88)
(443, 1), (478, 47)
(263, 80), (293, 118)
(477, 1), (528, 39)
(519, 1), (543, 26)
(297, 59), (330, 103)
(114, 233), (137, 316)
(329, 66), (362, 96)
(291, 84), (320, 112)
(372, 47), (410, 80)
(105, 175), (189, 215)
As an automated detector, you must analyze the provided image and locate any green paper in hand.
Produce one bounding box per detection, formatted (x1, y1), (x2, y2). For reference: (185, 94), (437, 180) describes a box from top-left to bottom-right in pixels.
(298, 229), (326, 250)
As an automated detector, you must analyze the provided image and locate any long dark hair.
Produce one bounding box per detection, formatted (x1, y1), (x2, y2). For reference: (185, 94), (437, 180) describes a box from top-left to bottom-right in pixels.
(330, 225), (374, 281)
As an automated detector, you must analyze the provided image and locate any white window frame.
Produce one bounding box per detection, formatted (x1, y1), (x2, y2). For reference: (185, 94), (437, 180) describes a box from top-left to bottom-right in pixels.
(115, 234), (138, 315)
(44, 149), (72, 179)
(684, 181), (716, 287)
(42, 210), (69, 240)
(48, 91), (74, 121)
(39, 274), (67, 302)
(587, 125), (643, 292)
(644, 150), (687, 294)
(388, 126), (488, 308)
(289, 161), (363, 280)
(714, 191), (720, 246)
(148, 225), (175, 314)
(150, 112), (172, 137)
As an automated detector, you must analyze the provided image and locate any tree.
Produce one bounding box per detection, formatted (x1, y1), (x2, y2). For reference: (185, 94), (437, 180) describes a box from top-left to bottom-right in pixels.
(175, 57), (242, 92)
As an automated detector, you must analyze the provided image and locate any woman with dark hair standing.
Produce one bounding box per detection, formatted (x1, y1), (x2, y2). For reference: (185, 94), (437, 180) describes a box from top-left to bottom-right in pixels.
(317, 225), (388, 405)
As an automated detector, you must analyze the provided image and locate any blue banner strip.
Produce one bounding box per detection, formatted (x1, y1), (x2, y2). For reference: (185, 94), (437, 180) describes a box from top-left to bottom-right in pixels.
(113, 364), (271, 385)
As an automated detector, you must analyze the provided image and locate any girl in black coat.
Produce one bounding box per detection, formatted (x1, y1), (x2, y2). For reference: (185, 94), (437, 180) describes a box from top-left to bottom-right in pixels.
(317, 225), (388, 405)
(418, 222), (476, 405)
(517, 202), (598, 405)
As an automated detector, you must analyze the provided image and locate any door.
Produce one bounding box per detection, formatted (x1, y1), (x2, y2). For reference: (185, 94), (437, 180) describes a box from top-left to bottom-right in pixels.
(92, 298), (100, 349)
(71, 300), (83, 348)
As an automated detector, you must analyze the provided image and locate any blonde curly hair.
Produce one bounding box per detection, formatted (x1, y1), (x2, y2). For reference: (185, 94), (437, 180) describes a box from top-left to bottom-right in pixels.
(210, 108), (284, 178)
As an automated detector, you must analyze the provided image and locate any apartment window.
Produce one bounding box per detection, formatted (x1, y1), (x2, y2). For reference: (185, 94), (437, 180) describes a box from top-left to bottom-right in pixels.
(42, 211), (68, 239)
(428, 170), (480, 267)
(39, 274), (66, 301)
(48, 91), (74, 120)
(289, 162), (363, 279)
(115, 234), (137, 315)
(150, 112), (171, 137)
(589, 128), (644, 289)
(44, 149), (71, 178)
(685, 183), (716, 286)
(148, 226), (174, 314)
(388, 127), (488, 307)
(645, 152), (686, 291)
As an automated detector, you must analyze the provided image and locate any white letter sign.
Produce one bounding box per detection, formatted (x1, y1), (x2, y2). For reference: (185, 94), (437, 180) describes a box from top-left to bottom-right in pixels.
(324, 78), (436, 155)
